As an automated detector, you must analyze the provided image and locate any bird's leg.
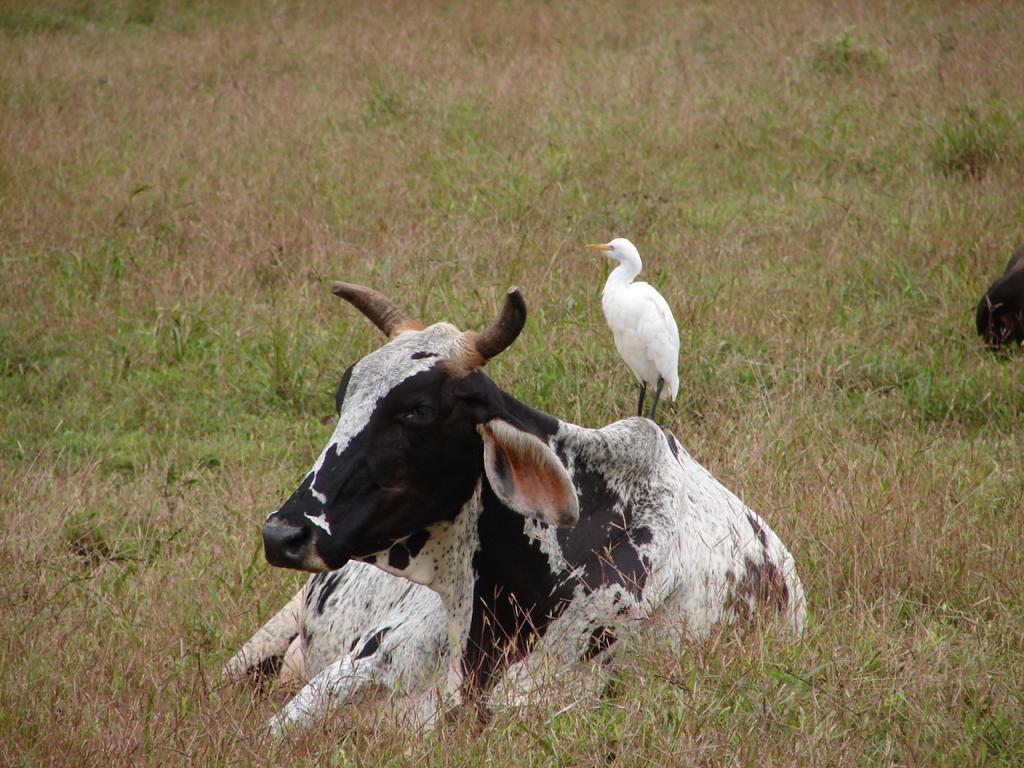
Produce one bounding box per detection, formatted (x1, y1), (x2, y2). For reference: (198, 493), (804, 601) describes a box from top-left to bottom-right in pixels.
(647, 377), (664, 421)
(635, 382), (647, 418)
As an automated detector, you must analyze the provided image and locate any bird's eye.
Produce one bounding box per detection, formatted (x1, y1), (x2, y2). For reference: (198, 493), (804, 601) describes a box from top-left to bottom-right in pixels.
(397, 404), (435, 425)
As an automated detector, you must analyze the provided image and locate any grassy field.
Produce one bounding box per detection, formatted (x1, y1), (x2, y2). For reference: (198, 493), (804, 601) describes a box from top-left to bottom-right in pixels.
(2, 0), (1023, 765)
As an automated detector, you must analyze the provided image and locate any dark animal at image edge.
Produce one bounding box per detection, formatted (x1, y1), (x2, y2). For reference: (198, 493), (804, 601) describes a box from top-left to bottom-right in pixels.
(976, 244), (1024, 349)
(228, 282), (806, 732)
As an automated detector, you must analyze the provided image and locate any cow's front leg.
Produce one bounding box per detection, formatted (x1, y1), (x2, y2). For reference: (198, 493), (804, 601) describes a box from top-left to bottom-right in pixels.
(270, 617), (448, 735)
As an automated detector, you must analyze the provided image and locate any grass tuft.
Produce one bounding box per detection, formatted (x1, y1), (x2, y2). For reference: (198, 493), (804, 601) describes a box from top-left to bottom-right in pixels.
(811, 30), (889, 77)
(931, 102), (1020, 178)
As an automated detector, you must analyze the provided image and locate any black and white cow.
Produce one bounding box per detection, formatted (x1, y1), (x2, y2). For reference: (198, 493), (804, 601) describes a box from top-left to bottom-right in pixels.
(234, 282), (806, 730)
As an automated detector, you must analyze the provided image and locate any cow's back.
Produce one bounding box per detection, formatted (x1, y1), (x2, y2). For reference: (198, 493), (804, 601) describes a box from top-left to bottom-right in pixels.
(651, 432), (806, 638)
(530, 419), (805, 669)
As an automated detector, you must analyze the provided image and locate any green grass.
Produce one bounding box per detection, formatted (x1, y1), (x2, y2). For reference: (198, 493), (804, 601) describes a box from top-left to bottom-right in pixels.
(2, 1), (1024, 765)
(810, 30), (889, 77)
(931, 101), (1021, 179)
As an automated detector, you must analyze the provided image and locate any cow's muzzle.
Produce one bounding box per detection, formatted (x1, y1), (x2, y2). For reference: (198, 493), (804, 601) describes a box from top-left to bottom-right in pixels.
(263, 518), (324, 571)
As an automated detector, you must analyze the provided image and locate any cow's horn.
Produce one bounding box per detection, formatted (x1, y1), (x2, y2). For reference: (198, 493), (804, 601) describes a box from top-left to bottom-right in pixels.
(331, 282), (424, 338)
(473, 287), (527, 361)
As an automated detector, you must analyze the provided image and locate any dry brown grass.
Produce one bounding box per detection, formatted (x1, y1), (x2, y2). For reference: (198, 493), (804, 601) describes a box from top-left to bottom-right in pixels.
(2, 1), (1023, 765)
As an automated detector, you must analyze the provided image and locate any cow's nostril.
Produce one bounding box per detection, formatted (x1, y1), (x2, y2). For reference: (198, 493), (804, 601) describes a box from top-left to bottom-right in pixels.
(262, 520), (312, 569)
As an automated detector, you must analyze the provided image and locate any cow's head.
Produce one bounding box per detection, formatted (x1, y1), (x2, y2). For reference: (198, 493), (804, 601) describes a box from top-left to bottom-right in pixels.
(262, 283), (579, 573)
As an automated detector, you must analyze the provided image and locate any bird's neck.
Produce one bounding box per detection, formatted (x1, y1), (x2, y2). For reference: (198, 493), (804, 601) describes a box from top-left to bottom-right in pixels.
(606, 260), (641, 288)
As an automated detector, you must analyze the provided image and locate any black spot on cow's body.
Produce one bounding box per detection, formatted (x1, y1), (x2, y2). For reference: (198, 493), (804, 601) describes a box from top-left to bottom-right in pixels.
(582, 626), (617, 661)
(334, 364), (354, 413)
(662, 428), (681, 459)
(555, 446), (649, 601)
(354, 627), (391, 660)
(305, 573), (322, 608)
(387, 543), (410, 571)
(729, 556), (790, 621)
(746, 512), (768, 551)
(315, 572), (341, 615)
(404, 529), (430, 559)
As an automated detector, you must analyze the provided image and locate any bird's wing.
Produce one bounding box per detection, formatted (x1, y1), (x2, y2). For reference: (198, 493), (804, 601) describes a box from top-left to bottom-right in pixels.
(633, 283), (680, 344)
(633, 283), (681, 395)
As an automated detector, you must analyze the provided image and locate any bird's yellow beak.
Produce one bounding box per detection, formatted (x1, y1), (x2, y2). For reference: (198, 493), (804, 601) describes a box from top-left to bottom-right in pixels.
(585, 243), (610, 252)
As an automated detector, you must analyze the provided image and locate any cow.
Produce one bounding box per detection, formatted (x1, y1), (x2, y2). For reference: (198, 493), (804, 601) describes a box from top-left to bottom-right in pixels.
(976, 244), (1024, 350)
(243, 281), (806, 730)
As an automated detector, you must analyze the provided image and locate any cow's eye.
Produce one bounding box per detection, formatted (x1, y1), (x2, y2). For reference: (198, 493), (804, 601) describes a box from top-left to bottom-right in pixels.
(397, 404), (435, 426)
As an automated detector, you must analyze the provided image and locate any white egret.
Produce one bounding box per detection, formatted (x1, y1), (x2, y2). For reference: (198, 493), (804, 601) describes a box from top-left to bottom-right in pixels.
(586, 237), (680, 421)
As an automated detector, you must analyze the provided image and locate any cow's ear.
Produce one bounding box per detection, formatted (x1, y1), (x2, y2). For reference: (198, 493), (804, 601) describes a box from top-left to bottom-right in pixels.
(478, 420), (579, 528)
